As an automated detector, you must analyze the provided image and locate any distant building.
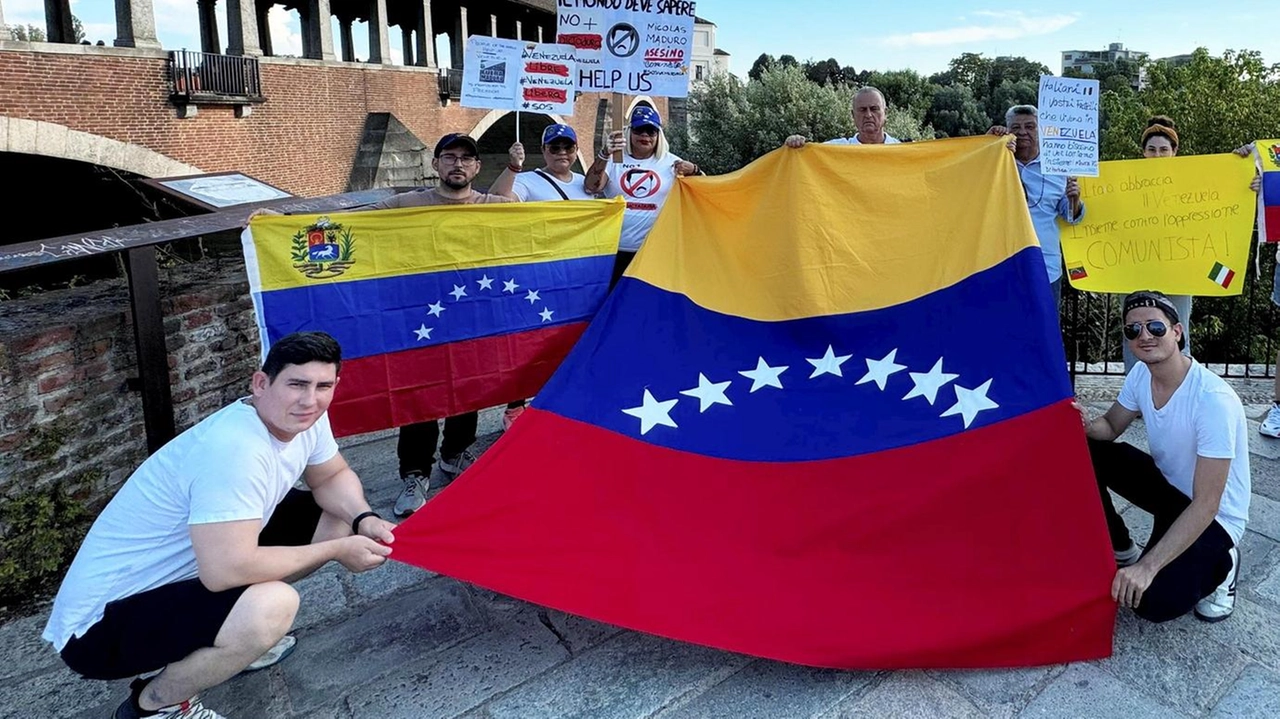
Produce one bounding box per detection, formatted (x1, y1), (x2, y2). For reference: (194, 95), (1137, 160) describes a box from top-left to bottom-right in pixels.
(1061, 43), (1148, 88)
(1156, 53), (1196, 68)
(670, 16), (731, 129)
(690, 16), (731, 84)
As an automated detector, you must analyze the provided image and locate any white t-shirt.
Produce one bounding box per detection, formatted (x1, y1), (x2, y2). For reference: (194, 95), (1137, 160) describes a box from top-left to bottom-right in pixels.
(512, 169), (595, 202)
(603, 152), (683, 252)
(43, 400), (339, 651)
(1118, 360), (1251, 544)
(825, 133), (901, 145)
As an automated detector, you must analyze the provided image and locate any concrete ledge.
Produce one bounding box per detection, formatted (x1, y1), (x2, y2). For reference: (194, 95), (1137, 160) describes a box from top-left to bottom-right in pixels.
(0, 40), (167, 60)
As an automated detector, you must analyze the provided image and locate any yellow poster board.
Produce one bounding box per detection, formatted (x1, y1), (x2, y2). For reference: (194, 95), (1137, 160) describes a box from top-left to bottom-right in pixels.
(1060, 154), (1256, 295)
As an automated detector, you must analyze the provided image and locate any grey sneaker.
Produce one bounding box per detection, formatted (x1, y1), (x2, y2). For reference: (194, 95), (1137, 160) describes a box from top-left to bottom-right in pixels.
(1114, 541), (1141, 567)
(393, 472), (429, 517)
(438, 449), (478, 484)
(242, 634), (296, 673)
(1195, 547), (1239, 623)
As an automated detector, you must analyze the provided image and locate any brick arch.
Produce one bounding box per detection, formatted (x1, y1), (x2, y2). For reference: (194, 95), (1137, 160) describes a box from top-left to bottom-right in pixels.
(0, 117), (202, 178)
(465, 109), (585, 170)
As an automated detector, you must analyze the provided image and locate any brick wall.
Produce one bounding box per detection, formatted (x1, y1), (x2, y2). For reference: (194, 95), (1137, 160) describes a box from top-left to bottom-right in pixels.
(0, 259), (259, 506)
(0, 44), (666, 197)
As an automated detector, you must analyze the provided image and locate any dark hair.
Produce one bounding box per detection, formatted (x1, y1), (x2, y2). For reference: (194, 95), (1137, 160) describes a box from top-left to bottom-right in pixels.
(1141, 116), (1179, 150)
(262, 332), (342, 380)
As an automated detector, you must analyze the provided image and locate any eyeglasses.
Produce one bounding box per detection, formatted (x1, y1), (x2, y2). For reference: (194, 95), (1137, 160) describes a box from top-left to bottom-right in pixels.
(437, 154), (477, 166)
(631, 127), (659, 136)
(545, 143), (576, 155)
(1122, 320), (1169, 341)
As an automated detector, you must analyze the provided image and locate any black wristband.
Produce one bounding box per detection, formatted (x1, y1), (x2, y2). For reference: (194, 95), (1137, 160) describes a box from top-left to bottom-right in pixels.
(351, 511), (381, 535)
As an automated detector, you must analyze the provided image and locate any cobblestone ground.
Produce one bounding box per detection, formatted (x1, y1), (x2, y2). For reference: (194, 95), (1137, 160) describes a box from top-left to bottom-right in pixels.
(4, 392), (1279, 719)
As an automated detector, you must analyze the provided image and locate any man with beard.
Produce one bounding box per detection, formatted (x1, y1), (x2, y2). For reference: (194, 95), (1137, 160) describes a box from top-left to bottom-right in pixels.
(370, 133), (514, 517)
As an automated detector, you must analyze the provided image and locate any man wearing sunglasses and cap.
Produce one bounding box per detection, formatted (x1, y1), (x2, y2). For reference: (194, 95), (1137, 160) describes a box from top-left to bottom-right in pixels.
(491, 123), (597, 202)
(1076, 290), (1250, 624)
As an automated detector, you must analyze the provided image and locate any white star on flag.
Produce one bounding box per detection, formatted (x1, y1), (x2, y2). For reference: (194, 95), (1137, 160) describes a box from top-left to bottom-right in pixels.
(903, 358), (959, 405)
(413, 324), (433, 340)
(941, 379), (999, 428)
(525, 289), (541, 304)
(857, 349), (907, 391)
(427, 302), (446, 318)
(450, 284), (468, 300)
(739, 357), (788, 393)
(503, 279), (519, 293)
(539, 308), (554, 322)
(477, 275), (494, 290)
(679, 373), (733, 412)
(806, 345), (853, 378)
(622, 389), (679, 435)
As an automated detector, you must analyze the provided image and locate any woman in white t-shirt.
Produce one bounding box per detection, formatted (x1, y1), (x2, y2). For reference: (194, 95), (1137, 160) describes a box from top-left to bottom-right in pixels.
(490, 123), (596, 202)
(584, 106), (701, 285)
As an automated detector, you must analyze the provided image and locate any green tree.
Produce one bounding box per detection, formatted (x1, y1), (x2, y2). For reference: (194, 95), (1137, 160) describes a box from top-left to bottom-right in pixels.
(926, 84), (988, 137)
(804, 57), (845, 86)
(747, 53), (775, 82)
(8, 24), (47, 42)
(863, 69), (933, 123)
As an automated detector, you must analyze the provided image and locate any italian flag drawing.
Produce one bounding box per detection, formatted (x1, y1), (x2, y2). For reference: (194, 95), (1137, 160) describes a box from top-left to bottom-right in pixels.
(1208, 262), (1236, 289)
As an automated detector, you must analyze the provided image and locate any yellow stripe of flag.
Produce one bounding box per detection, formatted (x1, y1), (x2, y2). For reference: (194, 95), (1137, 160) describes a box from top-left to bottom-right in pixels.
(628, 136), (1039, 322)
(249, 199), (624, 292)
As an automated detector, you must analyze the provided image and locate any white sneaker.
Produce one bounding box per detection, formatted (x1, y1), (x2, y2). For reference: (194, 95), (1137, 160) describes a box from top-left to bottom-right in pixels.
(114, 692), (227, 719)
(1195, 547), (1239, 623)
(242, 634), (296, 673)
(393, 472), (428, 517)
(438, 449), (477, 484)
(1114, 541), (1141, 567)
(1260, 404), (1280, 438)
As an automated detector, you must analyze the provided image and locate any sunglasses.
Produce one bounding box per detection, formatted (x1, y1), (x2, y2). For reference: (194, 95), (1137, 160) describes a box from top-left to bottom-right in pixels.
(631, 126), (659, 136)
(1122, 320), (1169, 341)
(545, 143), (576, 154)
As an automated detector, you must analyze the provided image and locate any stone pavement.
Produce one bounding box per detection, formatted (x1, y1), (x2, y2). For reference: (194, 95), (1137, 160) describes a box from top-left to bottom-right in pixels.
(3, 398), (1280, 719)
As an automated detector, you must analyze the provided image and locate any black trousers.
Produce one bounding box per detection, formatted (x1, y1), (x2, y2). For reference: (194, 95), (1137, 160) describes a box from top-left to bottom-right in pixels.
(1088, 439), (1235, 622)
(398, 412), (478, 477)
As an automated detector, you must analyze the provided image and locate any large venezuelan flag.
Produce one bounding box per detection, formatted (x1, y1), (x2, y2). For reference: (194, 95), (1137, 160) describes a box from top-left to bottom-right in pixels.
(1256, 139), (1280, 243)
(243, 201), (622, 436)
(392, 137), (1117, 668)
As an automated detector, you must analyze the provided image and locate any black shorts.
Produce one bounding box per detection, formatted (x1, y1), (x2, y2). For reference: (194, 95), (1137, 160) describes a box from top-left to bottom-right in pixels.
(60, 489), (322, 680)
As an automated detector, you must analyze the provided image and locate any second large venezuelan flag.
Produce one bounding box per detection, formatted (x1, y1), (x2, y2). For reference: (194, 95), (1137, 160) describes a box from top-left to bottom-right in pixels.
(393, 137), (1117, 668)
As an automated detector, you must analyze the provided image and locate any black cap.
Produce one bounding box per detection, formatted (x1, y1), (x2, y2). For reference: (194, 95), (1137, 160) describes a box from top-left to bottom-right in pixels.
(434, 133), (479, 158)
(1123, 290), (1180, 325)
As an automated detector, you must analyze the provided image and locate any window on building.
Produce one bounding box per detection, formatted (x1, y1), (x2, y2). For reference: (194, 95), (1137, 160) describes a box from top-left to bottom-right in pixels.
(695, 64), (705, 80)
(695, 30), (710, 47)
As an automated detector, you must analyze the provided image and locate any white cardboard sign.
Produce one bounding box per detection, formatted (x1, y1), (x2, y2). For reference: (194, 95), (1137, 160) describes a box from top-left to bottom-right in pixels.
(462, 37), (578, 116)
(1037, 75), (1100, 177)
(557, 0), (697, 97)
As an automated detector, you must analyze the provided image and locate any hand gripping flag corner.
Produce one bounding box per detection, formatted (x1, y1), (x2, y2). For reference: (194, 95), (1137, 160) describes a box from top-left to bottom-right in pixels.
(392, 137), (1118, 669)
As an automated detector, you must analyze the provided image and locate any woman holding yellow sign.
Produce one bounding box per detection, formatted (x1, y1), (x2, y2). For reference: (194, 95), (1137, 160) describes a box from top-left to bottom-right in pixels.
(1121, 117), (1194, 372)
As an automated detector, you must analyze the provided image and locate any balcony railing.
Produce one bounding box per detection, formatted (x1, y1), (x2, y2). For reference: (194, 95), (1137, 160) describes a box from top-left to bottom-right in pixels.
(438, 67), (462, 101)
(169, 50), (265, 104)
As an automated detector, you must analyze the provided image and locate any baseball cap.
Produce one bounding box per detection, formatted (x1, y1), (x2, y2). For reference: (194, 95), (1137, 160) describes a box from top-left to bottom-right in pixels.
(434, 133), (479, 157)
(630, 106), (662, 130)
(542, 124), (578, 145)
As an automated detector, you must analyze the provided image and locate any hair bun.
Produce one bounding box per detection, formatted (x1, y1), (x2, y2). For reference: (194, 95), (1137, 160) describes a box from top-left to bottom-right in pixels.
(1146, 115), (1177, 130)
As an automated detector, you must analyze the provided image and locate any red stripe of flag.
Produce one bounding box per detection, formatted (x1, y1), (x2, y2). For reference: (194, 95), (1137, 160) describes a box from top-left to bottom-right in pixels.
(393, 401), (1116, 668)
(1265, 205), (1280, 243)
(329, 323), (586, 437)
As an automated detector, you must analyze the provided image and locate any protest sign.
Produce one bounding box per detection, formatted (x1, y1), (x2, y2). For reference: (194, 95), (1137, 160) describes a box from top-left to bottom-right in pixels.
(557, 0), (697, 97)
(462, 37), (578, 116)
(1038, 76), (1100, 177)
(1254, 138), (1280, 243)
(1060, 154), (1256, 296)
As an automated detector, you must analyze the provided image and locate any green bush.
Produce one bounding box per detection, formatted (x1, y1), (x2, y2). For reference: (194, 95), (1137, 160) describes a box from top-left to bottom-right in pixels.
(0, 485), (91, 610)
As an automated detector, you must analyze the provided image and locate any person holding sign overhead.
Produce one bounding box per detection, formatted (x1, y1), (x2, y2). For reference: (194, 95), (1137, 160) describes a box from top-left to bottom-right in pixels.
(1120, 117), (1194, 372)
(988, 105), (1085, 307)
(490, 123), (597, 202)
(584, 106), (701, 286)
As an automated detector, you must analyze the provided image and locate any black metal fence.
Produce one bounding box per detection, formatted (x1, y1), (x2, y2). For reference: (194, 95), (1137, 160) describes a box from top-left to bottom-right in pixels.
(1063, 238), (1278, 379)
(168, 50), (263, 102)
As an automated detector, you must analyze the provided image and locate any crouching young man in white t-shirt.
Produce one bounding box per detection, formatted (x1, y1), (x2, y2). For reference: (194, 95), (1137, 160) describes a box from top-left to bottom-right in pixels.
(43, 332), (396, 719)
(1076, 291), (1250, 623)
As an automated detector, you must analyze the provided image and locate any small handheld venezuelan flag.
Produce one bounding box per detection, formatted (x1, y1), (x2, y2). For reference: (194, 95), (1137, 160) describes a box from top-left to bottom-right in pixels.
(1255, 139), (1280, 243)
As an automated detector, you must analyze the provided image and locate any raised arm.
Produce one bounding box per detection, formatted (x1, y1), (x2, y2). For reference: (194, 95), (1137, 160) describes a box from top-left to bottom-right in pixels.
(585, 131), (624, 194)
(489, 142), (526, 201)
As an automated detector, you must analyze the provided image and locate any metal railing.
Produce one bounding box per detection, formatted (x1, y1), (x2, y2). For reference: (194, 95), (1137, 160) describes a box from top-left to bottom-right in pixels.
(438, 67), (463, 101)
(168, 50), (264, 103)
(1063, 238), (1277, 380)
